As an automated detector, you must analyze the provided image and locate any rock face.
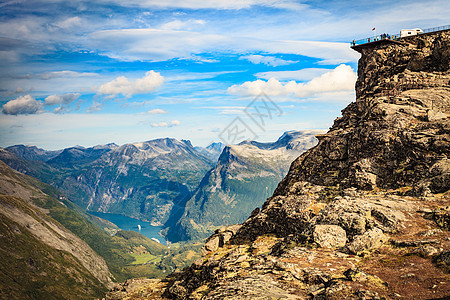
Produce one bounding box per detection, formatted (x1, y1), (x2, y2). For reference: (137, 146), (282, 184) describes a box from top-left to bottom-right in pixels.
(272, 32), (450, 195)
(166, 131), (320, 242)
(108, 29), (450, 300)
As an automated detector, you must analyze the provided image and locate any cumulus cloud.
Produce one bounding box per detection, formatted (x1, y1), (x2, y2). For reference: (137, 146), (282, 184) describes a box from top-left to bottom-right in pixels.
(147, 109), (168, 114)
(150, 120), (180, 127)
(45, 93), (81, 105)
(2, 94), (43, 115)
(240, 54), (295, 67)
(97, 70), (164, 97)
(228, 64), (357, 98)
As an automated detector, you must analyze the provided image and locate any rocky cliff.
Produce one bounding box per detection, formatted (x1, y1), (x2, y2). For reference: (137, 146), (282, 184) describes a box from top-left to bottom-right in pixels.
(116, 30), (450, 299)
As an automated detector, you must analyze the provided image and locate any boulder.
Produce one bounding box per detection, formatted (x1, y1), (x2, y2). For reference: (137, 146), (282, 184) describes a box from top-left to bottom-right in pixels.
(347, 228), (388, 255)
(313, 225), (347, 248)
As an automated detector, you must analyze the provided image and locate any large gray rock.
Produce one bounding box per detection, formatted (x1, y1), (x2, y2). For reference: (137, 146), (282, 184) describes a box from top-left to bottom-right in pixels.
(347, 228), (388, 255)
(313, 224), (347, 248)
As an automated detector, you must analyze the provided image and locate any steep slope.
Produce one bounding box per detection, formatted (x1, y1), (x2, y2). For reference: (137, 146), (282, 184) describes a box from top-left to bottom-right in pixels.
(111, 29), (450, 299)
(167, 131), (319, 242)
(0, 158), (200, 295)
(0, 160), (114, 299)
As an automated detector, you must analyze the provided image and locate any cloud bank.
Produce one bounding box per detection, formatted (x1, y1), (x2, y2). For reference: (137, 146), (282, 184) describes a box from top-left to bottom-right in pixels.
(89, 28), (358, 64)
(228, 64), (357, 98)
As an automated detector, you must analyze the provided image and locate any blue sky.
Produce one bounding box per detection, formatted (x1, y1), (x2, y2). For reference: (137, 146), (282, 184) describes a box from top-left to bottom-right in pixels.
(0, 0), (448, 150)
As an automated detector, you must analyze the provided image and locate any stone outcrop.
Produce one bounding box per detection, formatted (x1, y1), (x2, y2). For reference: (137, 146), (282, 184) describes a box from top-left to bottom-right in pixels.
(108, 29), (450, 300)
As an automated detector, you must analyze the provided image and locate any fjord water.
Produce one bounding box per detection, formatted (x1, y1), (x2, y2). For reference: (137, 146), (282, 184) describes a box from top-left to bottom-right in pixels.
(90, 211), (166, 244)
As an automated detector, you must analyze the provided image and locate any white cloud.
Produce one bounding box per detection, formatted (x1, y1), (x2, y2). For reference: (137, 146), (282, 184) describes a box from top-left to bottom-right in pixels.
(228, 64), (357, 98)
(240, 54), (295, 67)
(89, 28), (358, 64)
(160, 19), (206, 30)
(54, 16), (82, 30)
(89, 29), (228, 62)
(255, 68), (332, 81)
(38, 71), (99, 80)
(201, 105), (247, 115)
(87, 102), (102, 113)
(103, 0), (306, 10)
(97, 70), (164, 97)
(2, 94), (43, 115)
(150, 120), (180, 127)
(144, 109), (168, 114)
(45, 93), (81, 105)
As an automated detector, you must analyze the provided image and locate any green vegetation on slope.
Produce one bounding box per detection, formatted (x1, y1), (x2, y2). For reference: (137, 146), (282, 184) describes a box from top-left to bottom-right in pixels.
(1, 162), (201, 286)
(0, 195), (107, 300)
(25, 176), (198, 281)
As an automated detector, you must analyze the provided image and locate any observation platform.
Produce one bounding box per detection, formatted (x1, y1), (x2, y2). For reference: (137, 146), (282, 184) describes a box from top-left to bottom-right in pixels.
(350, 25), (450, 53)
(351, 37), (403, 53)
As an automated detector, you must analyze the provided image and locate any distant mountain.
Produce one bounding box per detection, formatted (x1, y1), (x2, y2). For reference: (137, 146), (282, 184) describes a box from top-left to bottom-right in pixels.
(5, 144), (62, 161)
(1, 133), (319, 243)
(166, 130), (321, 242)
(51, 138), (214, 226)
(1, 138), (214, 227)
(195, 142), (225, 162)
(47, 143), (118, 168)
(0, 148), (62, 185)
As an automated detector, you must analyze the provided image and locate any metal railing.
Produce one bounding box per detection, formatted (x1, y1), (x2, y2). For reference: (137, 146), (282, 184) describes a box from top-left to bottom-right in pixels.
(350, 24), (450, 47)
(422, 25), (450, 34)
(351, 33), (401, 46)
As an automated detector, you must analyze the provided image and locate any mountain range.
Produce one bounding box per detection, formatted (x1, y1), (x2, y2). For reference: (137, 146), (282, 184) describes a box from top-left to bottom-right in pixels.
(0, 131), (319, 243)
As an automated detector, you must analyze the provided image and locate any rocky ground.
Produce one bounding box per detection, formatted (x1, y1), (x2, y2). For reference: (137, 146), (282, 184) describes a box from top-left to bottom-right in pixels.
(105, 30), (450, 299)
(107, 188), (449, 299)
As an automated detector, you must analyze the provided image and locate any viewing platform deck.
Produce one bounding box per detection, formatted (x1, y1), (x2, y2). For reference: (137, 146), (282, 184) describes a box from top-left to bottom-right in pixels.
(350, 25), (450, 53)
(351, 37), (403, 53)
